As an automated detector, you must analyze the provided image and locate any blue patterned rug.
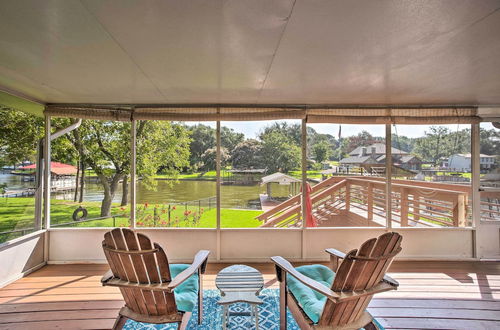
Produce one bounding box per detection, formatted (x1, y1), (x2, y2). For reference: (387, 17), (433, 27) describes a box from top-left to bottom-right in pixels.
(124, 289), (384, 329)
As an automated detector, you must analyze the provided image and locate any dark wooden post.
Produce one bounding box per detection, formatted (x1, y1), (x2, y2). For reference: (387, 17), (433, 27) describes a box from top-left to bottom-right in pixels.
(367, 182), (373, 221)
(400, 188), (408, 227)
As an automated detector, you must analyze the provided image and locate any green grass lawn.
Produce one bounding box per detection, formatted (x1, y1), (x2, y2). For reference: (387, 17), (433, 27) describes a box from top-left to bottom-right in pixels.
(0, 197), (263, 241)
(0, 197), (130, 232)
(289, 170), (322, 179)
(155, 171), (217, 180)
(0, 197), (36, 231)
(434, 171), (472, 179)
(135, 203), (262, 228)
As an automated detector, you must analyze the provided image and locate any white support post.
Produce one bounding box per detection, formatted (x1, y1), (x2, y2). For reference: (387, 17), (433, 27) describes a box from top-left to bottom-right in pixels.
(43, 115), (51, 230)
(385, 124), (392, 230)
(301, 118), (307, 259)
(216, 119), (221, 260)
(471, 123), (480, 257)
(43, 114), (51, 263)
(130, 119), (137, 229)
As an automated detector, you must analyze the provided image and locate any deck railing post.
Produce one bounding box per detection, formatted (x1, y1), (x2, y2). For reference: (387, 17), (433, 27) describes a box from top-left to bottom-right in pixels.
(367, 182), (373, 221)
(413, 192), (420, 221)
(453, 194), (466, 227)
(345, 181), (351, 212)
(400, 188), (408, 227)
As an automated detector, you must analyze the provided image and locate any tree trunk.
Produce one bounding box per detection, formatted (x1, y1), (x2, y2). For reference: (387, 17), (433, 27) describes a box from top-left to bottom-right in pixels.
(100, 173), (123, 217)
(79, 160), (85, 203)
(73, 161), (80, 202)
(121, 176), (129, 206)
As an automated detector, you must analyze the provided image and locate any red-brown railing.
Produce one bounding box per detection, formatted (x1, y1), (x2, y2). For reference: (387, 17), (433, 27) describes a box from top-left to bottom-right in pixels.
(257, 176), (480, 228)
(480, 189), (500, 222)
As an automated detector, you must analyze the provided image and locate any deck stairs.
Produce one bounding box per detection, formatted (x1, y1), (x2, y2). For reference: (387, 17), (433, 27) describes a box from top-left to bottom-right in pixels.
(257, 175), (476, 228)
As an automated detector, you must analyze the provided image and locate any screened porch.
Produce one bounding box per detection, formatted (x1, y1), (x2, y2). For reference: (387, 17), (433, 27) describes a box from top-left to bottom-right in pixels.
(1, 0), (500, 329)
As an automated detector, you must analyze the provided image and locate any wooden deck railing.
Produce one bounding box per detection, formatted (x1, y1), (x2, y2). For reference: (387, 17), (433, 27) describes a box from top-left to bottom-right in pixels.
(257, 176), (482, 228)
(480, 189), (500, 222)
(256, 176), (344, 227)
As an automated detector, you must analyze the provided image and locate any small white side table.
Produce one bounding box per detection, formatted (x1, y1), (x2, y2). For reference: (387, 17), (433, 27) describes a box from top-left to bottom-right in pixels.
(215, 265), (264, 329)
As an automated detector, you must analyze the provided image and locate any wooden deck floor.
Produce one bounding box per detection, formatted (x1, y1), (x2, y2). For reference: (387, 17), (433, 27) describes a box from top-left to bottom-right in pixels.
(0, 261), (499, 329)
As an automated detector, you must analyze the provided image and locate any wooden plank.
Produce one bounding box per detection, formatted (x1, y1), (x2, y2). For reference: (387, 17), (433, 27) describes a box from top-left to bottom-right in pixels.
(0, 309), (120, 323)
(377, 317), (500, 330)
(122, 230), (148, 283)
(368, 298), (500, 310)
(138, 234), (177, 315)
(354, 233), (400, 322)
(375, 291), (500, 300)
(0, 319), (116, 330)
(110, 229), (137, 283)
(400, 188), (408, 226)
(0, 300), (124, 313)
(109, 229), (147, 315)
(0, 294), (123, 304)
(103, 232), (126, 280)
(123, 230), (158, 316)
(367, 183), (374, 220)
(2, 261), (500, 329)
(347, 239), (379, 325)
(368, 307), (500, 321)
(320, 249), (357, 326)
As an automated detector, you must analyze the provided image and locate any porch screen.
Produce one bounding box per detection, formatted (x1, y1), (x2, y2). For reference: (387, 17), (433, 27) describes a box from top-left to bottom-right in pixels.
(45, 106), (132, 121)
(133, 107), (306, 121)
(307, 108), (480, 124)
(46, 106), (479, 124)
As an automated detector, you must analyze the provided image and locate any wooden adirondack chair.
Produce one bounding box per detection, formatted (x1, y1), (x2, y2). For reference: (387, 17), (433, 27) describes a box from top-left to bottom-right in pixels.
(101, 228), (210, 330)
(272, 232), (402, 329)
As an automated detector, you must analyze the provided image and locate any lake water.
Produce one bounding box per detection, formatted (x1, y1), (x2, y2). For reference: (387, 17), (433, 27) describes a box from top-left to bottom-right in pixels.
(0, 173), (292, 209)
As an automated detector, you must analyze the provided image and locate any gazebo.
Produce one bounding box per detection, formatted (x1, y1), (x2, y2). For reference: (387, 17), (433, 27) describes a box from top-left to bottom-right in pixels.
(260, 172), (301, 199)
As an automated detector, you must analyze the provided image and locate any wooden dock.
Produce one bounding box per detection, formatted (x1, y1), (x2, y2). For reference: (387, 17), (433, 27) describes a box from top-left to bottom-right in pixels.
(259, 194), (282, 212)
(4, 186), (76, 198)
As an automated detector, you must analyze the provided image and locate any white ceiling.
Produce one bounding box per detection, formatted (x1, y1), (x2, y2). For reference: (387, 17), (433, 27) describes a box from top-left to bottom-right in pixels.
(1, 0), (500, 106)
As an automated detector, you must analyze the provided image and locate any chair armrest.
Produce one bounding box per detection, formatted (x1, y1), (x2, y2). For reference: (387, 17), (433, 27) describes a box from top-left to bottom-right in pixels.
(168, 250), (210, 290)
(325, 248), (346, 259)
(337, 281), (396, 302)
(101, 269), (113, 284)
(383, 274), (399, 287)
(325, 248), (346, 272)
(271, 256), (339, 301)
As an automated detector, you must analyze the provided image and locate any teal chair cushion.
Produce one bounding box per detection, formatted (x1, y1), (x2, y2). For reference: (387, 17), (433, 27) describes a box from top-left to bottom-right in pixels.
(287, 264), (335, 324)
(170, 264), (199, 312)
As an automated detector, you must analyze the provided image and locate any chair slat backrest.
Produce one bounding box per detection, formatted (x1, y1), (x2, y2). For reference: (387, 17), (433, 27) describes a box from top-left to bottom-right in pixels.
(319, 232), (402, 327)
(102, 228), (177, 316)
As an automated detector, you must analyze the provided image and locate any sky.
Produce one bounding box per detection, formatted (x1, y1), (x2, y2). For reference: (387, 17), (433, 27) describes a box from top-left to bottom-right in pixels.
(188, 121), (496, 139)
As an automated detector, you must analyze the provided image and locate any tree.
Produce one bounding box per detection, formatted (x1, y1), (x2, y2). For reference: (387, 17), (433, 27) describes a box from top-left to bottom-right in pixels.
(307, 127), (338, 160)
(0, 107), (44, 167)
(480, 127), (500, 156)
(221, 126), (244, 154)
(187, 124), (216, 170)
(56, 120), (191, 216)
(414, 126), (452, 165)
(391, 134), (416, 153)
(231, 139), (263, 169)
(345, 130), (379, 153)
(312, 141), (332, 164)
(259, 122), (302, 146)
(200, 147), (229, 171)
(260, 131), (301, 173)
